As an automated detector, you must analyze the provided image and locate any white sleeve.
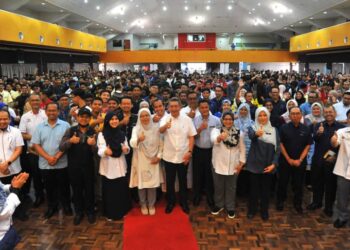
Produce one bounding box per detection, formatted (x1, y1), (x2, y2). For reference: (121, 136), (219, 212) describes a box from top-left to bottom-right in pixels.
(129, 127), (139, 149)
(15, 129), (24, 147)
(187, 117), (197, 137)
(211, 128), (220, 144)
(19, 115), (27, 133)
(0, 193), (20, 220)
(122, 137), (130, 155)
(97, 133), (107, 157)
(239, 132), (246, 164)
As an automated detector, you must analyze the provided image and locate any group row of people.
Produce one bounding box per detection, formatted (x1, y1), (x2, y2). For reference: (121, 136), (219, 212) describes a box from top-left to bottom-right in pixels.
(0, 69), (350, 248)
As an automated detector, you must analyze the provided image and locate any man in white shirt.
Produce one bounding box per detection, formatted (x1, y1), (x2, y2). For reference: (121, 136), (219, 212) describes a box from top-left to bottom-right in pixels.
(333, 91), (350, 124)
(332, 110), (350, 228)
(160, 97), (197, 214)
(19, 94), (47, 207)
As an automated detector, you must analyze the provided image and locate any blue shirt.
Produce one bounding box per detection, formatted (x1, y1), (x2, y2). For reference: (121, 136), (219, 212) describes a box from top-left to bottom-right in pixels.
(193, 114), (221, 148)
(31, 119), (70, 170)
(300, 102), (311, 116)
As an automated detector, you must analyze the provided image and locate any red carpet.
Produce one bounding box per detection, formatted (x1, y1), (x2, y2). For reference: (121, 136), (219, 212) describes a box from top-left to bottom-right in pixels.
(123, 203), (199, 250)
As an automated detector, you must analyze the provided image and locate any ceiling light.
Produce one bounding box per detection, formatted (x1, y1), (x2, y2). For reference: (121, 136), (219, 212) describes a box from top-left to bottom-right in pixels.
(136, 4), (139, 7)
(184, 6), (189, 10)
(84, 0), (88, 3)
(267, 21), (271, 24)
(131, 19), (146, 28)
(125, 29), (128, 33)
(309, 17), (314, 19)
(86, 19), (90, 22)
(206, 5), (210, 10)
(41, 2), (46, 5)
(248, 11), (252, 15)
(190, 15), (205, 24)
(280, 14), (284, 18)
(96, 5), (100, 10)
(121, 20), (124, 23)
(252, 8), (255, 11)
(109, 5), (126, 15)
(273, 18), (276, 21)
(60, 9), (64, 12)
(299, 21), (303, 24)
(284, 27), (287, 29)
(184, 0), (188, 3)
(271, 3), (292, 14)
(290, 24), (294, 27)
(257, 2), (261, 6)
(144, 12), (147, 15)
(162, 6), (167, 11)
(253, 18), (265, 26)
(323, 11), (327, 14)
(96, 23), (99, 26)
(158, 25), (161, 28)
(228, 5), (232, 10)
(104, 26), (107, 29)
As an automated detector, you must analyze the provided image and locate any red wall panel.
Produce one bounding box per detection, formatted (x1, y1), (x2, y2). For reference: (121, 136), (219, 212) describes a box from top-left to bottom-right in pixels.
(178, 33), (216, 49)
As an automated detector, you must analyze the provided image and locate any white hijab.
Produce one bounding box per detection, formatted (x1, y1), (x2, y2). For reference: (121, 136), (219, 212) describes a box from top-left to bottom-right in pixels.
(134, 108), (160, 158)
(253, 107), (277, 150)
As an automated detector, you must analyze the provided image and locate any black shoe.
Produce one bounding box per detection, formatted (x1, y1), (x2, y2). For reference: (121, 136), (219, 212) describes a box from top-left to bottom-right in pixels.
(44, 207), (58, 219)
(247, 213), (255, 219)
(276, 202), (284, 211)
(87, 213), (96, 224)
(73, 214), (84, 225)
(181, 204), (190, 214)
(33, 196), (45, 208)
(165, 204), (175, 214)
(306, 203), (322, 211)
(324, 209), (333, 218)
(294, 205), (303, 214)
(63, 206), (73, 216)
(193, 196), (201, 206)
(211, 206), (224, 215)
(261, 212), (269, 221)
(227, 210), (236, 219)
(334, 219), (347, 228)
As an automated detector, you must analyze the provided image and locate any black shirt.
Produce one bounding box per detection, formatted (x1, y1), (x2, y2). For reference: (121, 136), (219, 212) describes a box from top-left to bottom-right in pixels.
(271, 99), (286, 129)
(279, 122), (313, 163)
(312, 121), (345, 166)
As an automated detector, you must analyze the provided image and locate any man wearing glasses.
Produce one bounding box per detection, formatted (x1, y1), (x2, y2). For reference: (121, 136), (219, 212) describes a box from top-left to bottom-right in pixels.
(300, 91), (319, 116)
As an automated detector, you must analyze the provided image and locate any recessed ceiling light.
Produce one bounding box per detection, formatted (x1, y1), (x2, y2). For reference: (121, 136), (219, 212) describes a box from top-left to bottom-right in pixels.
(290, 24), (294, 27)
(206, 5), (210, 10)
(84, 0), (88, 3)
(267, 21), (271, 24)
(228, 5), (232, 10)
(136, 4), (139, 7)
(184, 6), (189, 10)
(96, 5), (100, 10)
(41, 2), (46, 5)
(162, 6), (167, 11)
(158, 25), (161, 28)
(121, 20), (124, 23)
(280, 14), (284, 18)
(309, 17), (314, 19)
(96, 23), (99, 26)
(248, 11), (252, 15)
(253, 18), (265, 26)
(126, 29), (128, 32)
(252, 8), (255, 11)
(273, 18), (276, 21)
(144, 12), (147, 15)
(86, 19), (90, 22)
(272, 3), (291, 14)
(110, 29), (113, 31)
(257, 2), (261, 6)
(109, 5), (126, 15)
(190, 15), (205, 24)
(104, 26), (107, 29)
(60, 9), (64, 12)
(323, 11), (327, 14)
(299, 21), (303, 24)
(284, 27), (287, 29)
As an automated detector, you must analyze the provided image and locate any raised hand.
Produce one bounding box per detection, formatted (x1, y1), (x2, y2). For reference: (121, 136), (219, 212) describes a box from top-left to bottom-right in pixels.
(188, 109), (196, 119)
(11, 172), (29, 189)
(256, 125), (264, 137)
(70, 132), (80, 144)
(317, 122), (324, 134)
(87, 135), (96, 146)
(138, 131), (146, 142)
(219, 131), (228, 141)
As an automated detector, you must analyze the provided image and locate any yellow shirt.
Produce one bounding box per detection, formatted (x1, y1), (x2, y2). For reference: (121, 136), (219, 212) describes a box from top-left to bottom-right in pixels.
(90, 113), (106, 133)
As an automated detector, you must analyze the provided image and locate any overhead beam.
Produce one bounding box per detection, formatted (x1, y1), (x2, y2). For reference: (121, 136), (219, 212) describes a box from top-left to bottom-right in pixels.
(0, 0), (30, 11)
(40, 13), (71, 24)
(333, 8), (350, 19)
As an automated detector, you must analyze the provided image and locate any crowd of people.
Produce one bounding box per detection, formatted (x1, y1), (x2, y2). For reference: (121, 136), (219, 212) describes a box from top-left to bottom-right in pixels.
(0, 68), (350, 247)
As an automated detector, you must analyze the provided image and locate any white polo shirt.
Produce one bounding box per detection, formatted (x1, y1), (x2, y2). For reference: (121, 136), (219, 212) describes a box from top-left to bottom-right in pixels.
(160, 113), (197, 164)
(19, 109), (47, 148)
(0, 126), (24, 178)
(333, 102), (350, 121)
(333, 127), (350, 180)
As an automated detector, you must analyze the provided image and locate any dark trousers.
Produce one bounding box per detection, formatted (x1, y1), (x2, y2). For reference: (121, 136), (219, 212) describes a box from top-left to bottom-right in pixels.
(0, 226), (20, 250)
(311, 161), (337, 211)
(19, 152), (30, 195)
(248, 173), (272, 214)
(164, 160), (188, 205)
(41, 168), (71, 210)
(277, 162), (306, 206)
(192, 146), (214, 202)
(27, 153), (44, 198)
(69, 165), (95, 215)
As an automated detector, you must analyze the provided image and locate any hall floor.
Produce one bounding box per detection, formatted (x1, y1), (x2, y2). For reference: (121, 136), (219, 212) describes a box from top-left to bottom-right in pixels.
(14, 189), (350, 250)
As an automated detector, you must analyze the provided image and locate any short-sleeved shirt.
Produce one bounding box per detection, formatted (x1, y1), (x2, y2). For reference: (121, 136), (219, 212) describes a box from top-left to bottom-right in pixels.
(31, 119), (70, 170)
(193, 114), (221, 149)
(333, 102), (350, 121)
(19, 109), (47, 148)
(279, 122), (313, 162)
(160, 114), (197, 163)
(0, 126), (24, 178)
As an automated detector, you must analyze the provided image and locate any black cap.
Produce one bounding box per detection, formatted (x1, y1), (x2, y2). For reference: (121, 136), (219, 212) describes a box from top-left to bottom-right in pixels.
(78, 108), (91, 117)
(72, 89), (85, 99)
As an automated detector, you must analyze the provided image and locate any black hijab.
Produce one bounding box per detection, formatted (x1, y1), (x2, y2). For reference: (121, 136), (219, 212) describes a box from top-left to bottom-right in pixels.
(102, 111), (125, 158)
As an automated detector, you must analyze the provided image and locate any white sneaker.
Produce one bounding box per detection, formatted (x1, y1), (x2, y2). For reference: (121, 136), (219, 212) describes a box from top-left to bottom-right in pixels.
(141, 205), (149, 215)
(149, 206), (156, 215)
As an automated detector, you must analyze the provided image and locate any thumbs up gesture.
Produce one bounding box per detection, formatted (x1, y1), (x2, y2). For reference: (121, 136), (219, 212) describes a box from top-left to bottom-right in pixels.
(87, 135), (96, 146)
(69, 132), (80, 144)
(317, 122), (324, 134)
(188, 109), (196, 119)
(219, 131), (228, 141)
(256, 125), (264, 137)
(138, 131), (146, 142)
(166, 118), (172, 129)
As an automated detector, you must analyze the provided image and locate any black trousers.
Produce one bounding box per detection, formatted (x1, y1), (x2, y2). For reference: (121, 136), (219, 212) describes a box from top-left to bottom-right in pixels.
(248, 172), (272, 214)
(277, 162), (306, 206)
(27, 153), (44, 198)
(192, 146), (214, 202)
(164, 160), (188, 206)
(68, 165), (95, 215)
(19, 152), (30, 195)
(311, 160), (337, 211)
(40, 168), (71, 210)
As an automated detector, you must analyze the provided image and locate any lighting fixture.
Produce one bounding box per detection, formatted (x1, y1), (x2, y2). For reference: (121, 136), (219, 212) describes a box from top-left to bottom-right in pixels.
(184, 6), (189, 10)
(299, 21), (303, 24)
(41, 2), (46, 5)
(228, 5), (232, 10)
(271, 3), (292, 14)
(84, 0), (88, 3)
(190, 15), (205, 24)
(96, 5), (100, 10)
(323, 11), (327, 14)
(206, 5), (210, 10)
(109, 5), (126, 15)
(162, 6), (167, 11)
(253, 18), (265, 26)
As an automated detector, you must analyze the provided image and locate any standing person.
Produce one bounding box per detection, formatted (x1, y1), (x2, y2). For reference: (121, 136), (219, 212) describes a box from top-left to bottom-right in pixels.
(333, 91), (350, 124)
(32, 103), (72, 219)
(276, 107), (312, 214)
(0, 109), (26, 220)
(331, 110), (350, 228)
(129, 108), (163, 215)
(210, 85), (225, 114)
(58, 94), (70, 122)
(181, 91), (200, 118)
(307, 104), (344, 217)
(19, 94), (47, 208)
(192, 100), (221, 207)
(234, 103), (254, 197)
(152, 99), (168, 124)
(269, 87), (286, 129)
(159, 97), (197, 214)
(246, 107), (280, 220)
(300, 91), (319, 116)
(59, 108), (97, 225)
(210, 112), (245, 219)
(70, 89), (91, 126)
(97, 112), (131, 221)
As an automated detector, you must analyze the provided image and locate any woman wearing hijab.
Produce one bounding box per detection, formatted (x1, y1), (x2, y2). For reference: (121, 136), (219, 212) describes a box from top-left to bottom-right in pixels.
(234, 103), (254, 197)
(210, 112), (245, 219)
(246, 108), (280, 220)
(295, 90), (306, 106)
(129, 108), (163, 215)
(97, 112), (131, 221)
